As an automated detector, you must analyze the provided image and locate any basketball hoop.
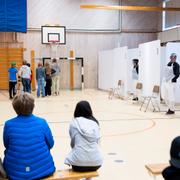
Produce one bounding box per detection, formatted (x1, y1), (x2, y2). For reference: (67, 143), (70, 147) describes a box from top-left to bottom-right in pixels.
(49, 40), (59, 59)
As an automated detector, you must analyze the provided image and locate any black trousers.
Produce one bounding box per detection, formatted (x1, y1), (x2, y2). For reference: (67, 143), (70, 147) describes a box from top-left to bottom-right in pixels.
(72, 165), (101, 172)
(9, 81), (17, 98)
(45, 78), (52, 96)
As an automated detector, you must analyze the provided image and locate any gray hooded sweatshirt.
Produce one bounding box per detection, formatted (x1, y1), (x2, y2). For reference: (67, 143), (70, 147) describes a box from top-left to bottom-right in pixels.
(64, 117), (103, 167)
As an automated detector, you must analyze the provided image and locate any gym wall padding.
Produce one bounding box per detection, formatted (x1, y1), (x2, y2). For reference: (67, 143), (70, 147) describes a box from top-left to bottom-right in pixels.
(0, 0), (27, 32)
(0, 45), (23, 90)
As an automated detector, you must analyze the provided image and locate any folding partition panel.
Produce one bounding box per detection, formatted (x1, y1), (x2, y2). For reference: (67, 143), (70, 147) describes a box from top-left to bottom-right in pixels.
(139, 40), (161, 97)
(113, 47), (128, 97)
(165, 43), (180, 103)
(98, 47), (128, 97)
(98, 50), (114, 90)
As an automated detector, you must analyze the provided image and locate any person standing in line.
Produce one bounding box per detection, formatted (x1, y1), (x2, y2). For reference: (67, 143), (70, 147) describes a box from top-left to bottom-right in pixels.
(162, 136), (180, 180)
(45, 62), (53, 96)
(27, 63), (32, 91)
(8, 62), (18, 99)
(3, 93), (55, 179)
(132, 59), (139, 101)
(51, 58), (60, 95)
(65, 101), (103, 180)
(19, 60), (31, 93)
(36, 62), (46, 98)
(162, 53), (179, 115)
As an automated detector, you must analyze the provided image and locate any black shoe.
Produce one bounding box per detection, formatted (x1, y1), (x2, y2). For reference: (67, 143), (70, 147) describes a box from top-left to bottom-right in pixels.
(166, 110), (175, 115)
(132, 97), (138, 101)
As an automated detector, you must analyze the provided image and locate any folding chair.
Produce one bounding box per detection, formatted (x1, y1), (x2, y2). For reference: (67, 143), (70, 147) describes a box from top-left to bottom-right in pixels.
(140, 85), (160, 112)
(132, 82), (143, 101)
(109, 80), (124, 99)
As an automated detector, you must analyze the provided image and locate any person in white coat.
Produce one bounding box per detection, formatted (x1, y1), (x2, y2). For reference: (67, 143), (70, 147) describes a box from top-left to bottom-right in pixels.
(132, 59), (139, 101)
(65, 101), (103, 179)
(162, 53), (179, 115)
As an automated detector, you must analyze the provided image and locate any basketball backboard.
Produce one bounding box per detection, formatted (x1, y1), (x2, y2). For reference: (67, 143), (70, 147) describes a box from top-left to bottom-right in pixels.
(41, 26), (66, 44)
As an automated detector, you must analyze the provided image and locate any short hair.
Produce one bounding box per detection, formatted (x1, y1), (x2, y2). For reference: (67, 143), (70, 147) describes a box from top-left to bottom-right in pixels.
(23, 60), (27, 65)
(12, 93), (35, 115)
(38, 62), (43, 67)
(170, 53), (177, 59)
(27, 63), (31, 67)
(52, 58), (57, 63)
(133, 59), (139, 63)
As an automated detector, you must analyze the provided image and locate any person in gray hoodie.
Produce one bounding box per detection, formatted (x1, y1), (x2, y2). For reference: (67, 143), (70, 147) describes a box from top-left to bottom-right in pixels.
(65, 101), (103, 179)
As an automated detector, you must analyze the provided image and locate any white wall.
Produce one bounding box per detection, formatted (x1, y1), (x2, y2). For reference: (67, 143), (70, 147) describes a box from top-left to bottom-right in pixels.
(139, 40), (161, 96)
(98, 49), (114, 90)
(27, 0), (119, 30)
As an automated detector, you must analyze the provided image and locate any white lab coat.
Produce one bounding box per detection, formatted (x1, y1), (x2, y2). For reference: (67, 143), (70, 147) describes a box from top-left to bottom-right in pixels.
(161, 66), (176, 111)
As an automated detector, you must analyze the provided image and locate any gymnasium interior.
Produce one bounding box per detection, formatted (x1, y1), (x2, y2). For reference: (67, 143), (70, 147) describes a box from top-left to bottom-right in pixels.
(1, 0), (180, 180)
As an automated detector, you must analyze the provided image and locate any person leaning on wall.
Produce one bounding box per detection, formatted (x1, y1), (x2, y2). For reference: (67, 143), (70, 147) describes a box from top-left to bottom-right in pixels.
(161, 53), (180, 115)
(3, 93), (56, 179)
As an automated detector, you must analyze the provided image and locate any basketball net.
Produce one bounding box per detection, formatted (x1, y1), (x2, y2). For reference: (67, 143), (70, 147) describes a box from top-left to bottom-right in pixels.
(50, 41), (59, 59)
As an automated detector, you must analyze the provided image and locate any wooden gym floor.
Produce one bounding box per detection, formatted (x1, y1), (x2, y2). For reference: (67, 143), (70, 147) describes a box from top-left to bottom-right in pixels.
(0, 89), (180, 180)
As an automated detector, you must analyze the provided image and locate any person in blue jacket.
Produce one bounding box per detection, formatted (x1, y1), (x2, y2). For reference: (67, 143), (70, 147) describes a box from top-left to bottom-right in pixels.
(3, 93), (55, 180)
(8, 62), (18, 99)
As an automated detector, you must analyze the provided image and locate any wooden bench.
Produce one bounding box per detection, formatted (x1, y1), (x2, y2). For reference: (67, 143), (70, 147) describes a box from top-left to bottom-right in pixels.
(145, 163), (169, 180)
(43, 169), (99, 180)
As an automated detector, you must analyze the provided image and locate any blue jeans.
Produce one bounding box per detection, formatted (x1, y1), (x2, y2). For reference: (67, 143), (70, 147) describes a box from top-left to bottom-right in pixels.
(37, 78), (45, 97)
(22, 78), (31, 93)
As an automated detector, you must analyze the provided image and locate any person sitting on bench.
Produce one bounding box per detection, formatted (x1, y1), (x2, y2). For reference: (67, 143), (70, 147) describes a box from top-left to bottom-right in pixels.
(3, 93), (55, 179)
(162, 136), (180, 180)
(65, 101), (103, 180)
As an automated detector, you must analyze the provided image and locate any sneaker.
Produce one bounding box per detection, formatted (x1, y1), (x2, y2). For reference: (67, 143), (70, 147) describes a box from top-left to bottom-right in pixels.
(166, 110), (175, 115)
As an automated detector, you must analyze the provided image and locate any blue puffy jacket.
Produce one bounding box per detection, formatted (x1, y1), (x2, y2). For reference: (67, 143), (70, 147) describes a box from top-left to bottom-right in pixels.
(3, 114), (55, 180)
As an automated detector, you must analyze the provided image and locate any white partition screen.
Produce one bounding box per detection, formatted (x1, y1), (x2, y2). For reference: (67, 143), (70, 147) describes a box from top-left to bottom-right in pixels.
(98, 50), (114, 90)
(139, 40), (161, 97)
(165, 43), (180, 103)
(98, 47), (128, 97)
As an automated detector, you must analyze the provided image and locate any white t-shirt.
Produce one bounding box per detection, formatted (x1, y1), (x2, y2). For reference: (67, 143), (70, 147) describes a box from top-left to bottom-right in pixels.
(19, 65), (31, 79)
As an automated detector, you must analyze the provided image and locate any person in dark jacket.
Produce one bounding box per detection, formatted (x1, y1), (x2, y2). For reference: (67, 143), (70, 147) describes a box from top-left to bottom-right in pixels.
(162, 53), (180, 115)
(3, 93), (55, 180)
(162, 136), (180, 180)
(45, 62), (52, 96)
(132, 59), (139, 101)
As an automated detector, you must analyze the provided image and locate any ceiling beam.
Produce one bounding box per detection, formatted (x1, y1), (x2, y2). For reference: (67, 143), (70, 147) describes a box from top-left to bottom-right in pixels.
(80, 5), (180, 12)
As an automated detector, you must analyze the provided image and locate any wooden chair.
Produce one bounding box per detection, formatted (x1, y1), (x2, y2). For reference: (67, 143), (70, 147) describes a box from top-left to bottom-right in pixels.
(140, 85), (160, 112)
(109, 80), (124, 99)
(43, 169), (99, 180)
(145, 163), (169, 180)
